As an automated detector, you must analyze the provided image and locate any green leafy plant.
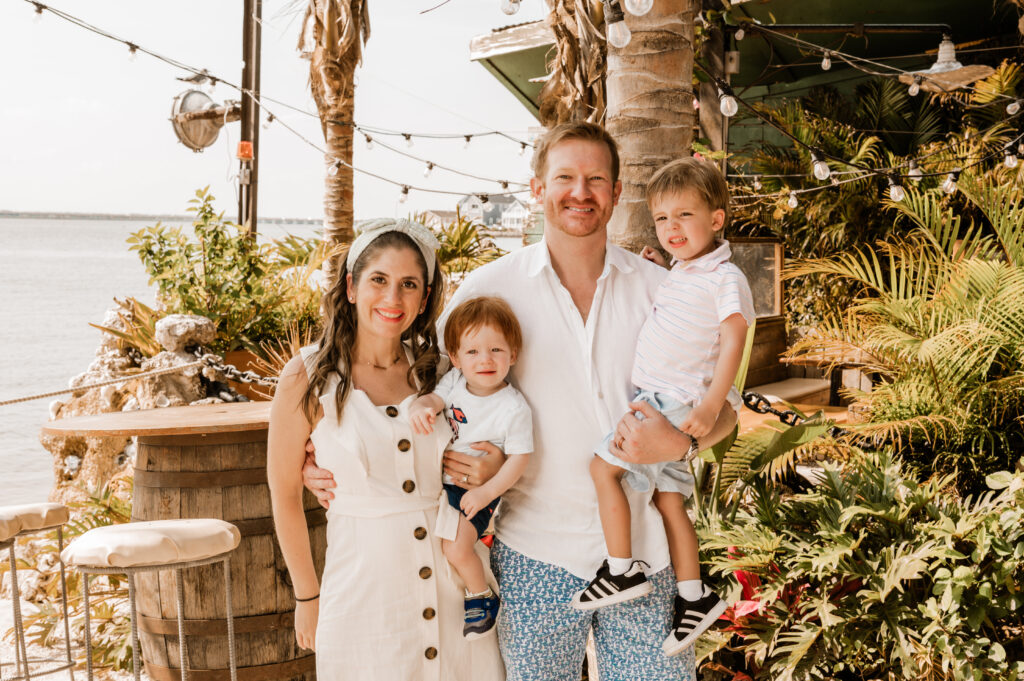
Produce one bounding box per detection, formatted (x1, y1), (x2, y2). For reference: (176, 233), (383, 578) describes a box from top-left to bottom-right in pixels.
(424, 209), (506, 283)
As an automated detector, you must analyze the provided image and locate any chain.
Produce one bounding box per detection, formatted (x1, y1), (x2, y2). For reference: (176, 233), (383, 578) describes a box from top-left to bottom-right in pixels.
(193, 351), (279, 387)
(742, 390), (846, 438)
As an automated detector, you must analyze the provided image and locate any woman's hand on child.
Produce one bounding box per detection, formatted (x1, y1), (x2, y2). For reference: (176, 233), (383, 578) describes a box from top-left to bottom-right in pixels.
(294, 599), (319, 651)
(641, 246), (668, 268)
(302, 444), (336, 509)
(678, 402), (717, 439)
(409, 407), (436, 435)
(460, 488), (492, 520)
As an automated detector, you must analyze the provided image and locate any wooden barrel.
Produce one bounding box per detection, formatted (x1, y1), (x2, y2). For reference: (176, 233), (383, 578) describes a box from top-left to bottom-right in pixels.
(41, 403), (326, 681)
(132, 428), (326, 681)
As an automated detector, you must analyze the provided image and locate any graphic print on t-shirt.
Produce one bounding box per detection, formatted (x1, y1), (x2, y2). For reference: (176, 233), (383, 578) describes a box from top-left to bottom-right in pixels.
(448, 405), (467, 440)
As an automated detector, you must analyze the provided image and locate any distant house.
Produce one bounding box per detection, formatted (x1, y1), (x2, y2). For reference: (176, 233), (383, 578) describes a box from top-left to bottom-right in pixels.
(420, 209), (459, 230)
(455, 194), (528, 230)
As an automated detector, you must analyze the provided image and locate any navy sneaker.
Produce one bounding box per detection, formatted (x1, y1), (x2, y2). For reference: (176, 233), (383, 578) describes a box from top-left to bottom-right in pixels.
(464, 593), (500, 640)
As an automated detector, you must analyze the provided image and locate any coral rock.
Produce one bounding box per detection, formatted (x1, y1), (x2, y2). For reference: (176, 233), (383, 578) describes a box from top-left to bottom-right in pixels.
(154, 314), (216, 353)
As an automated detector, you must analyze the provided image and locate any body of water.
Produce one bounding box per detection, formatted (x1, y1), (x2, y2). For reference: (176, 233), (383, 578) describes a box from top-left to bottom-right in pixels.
(0, 216), (523, 506)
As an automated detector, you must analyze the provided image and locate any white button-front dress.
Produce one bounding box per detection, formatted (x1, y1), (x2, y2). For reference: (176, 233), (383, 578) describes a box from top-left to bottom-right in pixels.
(300, 347), (505, 681)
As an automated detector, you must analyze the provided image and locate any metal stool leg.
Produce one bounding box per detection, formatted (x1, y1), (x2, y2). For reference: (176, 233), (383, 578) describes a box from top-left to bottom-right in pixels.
(222, 560), (237, 681)
(56, 528), (74, 681)
(174, 569), (189, 681)
(8, 545), (31, 681)
(81, 574), (93, 681)
(126, 575), (141, 681)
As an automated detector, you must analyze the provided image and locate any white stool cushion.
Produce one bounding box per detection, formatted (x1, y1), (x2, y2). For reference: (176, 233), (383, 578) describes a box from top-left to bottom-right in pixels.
(0, 503), (68, 536)
(61, 519), (240, 569)
(0, 510), (22, 543)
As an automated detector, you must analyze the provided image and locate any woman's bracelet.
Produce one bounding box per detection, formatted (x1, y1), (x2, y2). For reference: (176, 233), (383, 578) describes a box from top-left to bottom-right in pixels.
(295, 593), (320, 603)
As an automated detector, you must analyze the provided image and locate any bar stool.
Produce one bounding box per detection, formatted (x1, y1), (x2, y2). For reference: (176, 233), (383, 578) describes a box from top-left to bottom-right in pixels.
(61, 519), (241, 681)
(0, 502), (75, 681)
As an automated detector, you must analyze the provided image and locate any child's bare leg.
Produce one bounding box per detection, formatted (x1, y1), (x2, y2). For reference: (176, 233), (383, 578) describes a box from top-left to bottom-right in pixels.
(590, 456), (632, 559)
(653, 490), (700, 582)
(442, 516), (488, 594)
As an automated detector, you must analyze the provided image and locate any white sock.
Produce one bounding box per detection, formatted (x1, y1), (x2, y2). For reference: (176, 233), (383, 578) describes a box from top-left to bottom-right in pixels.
(465, 587), (493, 599)
(678, 580), (705, 600)
(607, 556), (633, 576)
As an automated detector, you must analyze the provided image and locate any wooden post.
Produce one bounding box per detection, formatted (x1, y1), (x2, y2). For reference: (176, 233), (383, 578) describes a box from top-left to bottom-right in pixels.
(239, 0), (262, 235)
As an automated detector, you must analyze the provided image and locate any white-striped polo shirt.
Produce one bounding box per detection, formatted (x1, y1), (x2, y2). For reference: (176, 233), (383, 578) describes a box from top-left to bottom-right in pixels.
(631, 239), (755, 412)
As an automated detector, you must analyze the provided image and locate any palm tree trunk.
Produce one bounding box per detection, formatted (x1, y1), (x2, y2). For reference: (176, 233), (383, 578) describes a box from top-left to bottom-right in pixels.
(605, 0), (696, 252)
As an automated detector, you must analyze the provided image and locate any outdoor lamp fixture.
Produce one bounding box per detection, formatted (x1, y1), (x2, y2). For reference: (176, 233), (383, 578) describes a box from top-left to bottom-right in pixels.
(907, 159), (923, 182)
(887, 175), (906, 202)
(900, 35), (995, 95)
(1005, 145), (1019, 169)
(718, 87), (739, 117)
(942, 169), (962, 194)
(603, 0), (632, 48)
(624, 0), (653, 17)
(810, 151), (831, 181)
(500, 0), (521, 15)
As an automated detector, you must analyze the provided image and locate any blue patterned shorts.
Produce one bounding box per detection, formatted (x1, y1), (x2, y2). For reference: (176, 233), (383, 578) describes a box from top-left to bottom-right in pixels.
(491, 540), (696, 681)
(595, 389), (696, 496)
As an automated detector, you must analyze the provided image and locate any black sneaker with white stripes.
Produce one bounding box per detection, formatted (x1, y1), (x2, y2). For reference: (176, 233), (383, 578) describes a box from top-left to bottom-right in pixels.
(662, 590), (728, 656)
(571, 559), (652, 610)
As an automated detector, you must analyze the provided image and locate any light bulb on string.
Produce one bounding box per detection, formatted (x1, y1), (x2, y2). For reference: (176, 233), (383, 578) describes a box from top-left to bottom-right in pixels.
(603, 0), (631, 48)
(1007, 99), (1022, 116)
(692, 95), (700, 110)
(787, 191), (799, 209)
(327, 161), (341, 177)
(718, 88), (738, 118)
(423, 162), (434, 179)
(752, 175), (762, 191)
(204, 77), (217, 94)
(464, 135), (473, 150)
(1018, 141), (1024, 157)
(908, 159), (923, 182)
(624, 0), (653, 17)
(519, 142), (528, 156)
(810, 151), (831, 181)
(821, 51), (832, 71)
(942, 169), (961, 195)
(500, 181), (510, 191)
(500, 0), (521, 15)
(364, 134), (374, 150)
(887, 175), (906, 202)
(403, 134), (413, 148)
(32, 3), (44, 23)
(1005, 146), (1019, 169)
(399, 186), (410, 203)
(908, 75), (922, 97)
(262, 113), (274, 130)
(127, 43), (138, 62)
(734, 27), (745, 41)
(479, 194), (490, 205)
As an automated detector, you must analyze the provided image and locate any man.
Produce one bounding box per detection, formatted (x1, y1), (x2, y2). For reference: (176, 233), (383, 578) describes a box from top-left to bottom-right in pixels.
(305, 122), (736, 680)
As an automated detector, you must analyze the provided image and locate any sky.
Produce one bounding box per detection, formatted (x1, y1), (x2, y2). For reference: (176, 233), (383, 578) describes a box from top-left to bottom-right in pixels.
(0, 0), (549, 220)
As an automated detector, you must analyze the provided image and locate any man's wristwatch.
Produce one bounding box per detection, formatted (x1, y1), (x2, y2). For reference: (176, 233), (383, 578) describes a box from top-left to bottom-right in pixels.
(680, 433), (700, 463)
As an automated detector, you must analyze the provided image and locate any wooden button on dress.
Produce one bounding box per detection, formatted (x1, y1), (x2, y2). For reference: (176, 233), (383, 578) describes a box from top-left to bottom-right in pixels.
(397, 439), (411, 452)
(422, 607), (435, 620)
(419, 567), (432, 579)
(413, 527), (427, 540)
(402, 480), (416, 493)
(425, 647), (438, 660)
(385, 406), (399, 417)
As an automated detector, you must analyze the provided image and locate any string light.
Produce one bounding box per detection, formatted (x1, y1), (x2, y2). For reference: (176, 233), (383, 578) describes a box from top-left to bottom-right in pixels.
(821, 51), (832, 71)
(907, 159), (923, 182)
(811, 151), (831, 181)
(787, 191), (799, 209)
(364, 134), (374, 150)
(262, 113), (274, 130)
(479, 194), (490, 204)
(887, 175), (906, 202)
(908, 75), (922, 97)
(402, 133), (413, 148)
(942, 169), (961, 194)
(734, 27), (745, 41)
(624, 0), (653, 17)
(500, 181), (510, 190)
(519, 142), (528, 156)
(423, 162), (434, 178)
(500, 0), (520, 15)
(1005, 145), (1019, 169)
(719, 88), (739, 118)
(603, 0), (631, 48)
(327, 161), (341, 177)
(399, 185), (410, 203)
(464, 135), (473, 149)
(32, 2), (43, 22)
(1008, 100), (1023, 116)
(752, 175), (762, 191)
(692, 96), (700, 110)
(127, 43), (138, 62)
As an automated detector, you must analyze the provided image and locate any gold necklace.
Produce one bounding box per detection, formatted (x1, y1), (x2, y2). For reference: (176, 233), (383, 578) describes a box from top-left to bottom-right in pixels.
(355, 354), (402, 370)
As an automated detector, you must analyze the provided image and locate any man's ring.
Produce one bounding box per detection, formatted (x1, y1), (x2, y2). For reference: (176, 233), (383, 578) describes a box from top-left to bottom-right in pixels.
(462, 474), (469, 483)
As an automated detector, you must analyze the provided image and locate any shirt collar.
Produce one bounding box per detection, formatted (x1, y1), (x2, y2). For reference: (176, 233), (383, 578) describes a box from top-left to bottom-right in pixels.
(525, 239), (637, 278)
(672, 239), (732, 273)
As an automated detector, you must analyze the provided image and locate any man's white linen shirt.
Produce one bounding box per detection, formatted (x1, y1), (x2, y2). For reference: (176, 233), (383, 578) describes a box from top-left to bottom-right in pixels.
(439, 241), (670, 580)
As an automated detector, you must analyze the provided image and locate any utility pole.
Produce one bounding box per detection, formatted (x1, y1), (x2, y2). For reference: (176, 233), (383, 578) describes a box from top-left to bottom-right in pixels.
(238, 0), (262, 235)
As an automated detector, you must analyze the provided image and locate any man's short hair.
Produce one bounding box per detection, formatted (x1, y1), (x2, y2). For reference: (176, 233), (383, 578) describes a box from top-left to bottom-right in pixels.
(646, 156), (730, 226)
(531, 122), (621, 184)
(444, 296), (524, 357)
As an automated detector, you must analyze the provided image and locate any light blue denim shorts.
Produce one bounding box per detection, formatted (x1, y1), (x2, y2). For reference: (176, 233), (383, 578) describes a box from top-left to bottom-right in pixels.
(595, 389), (695, 496)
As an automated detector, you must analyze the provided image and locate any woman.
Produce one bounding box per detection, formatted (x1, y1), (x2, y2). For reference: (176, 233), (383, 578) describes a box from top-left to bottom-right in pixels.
(268, 218), (505, 681)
